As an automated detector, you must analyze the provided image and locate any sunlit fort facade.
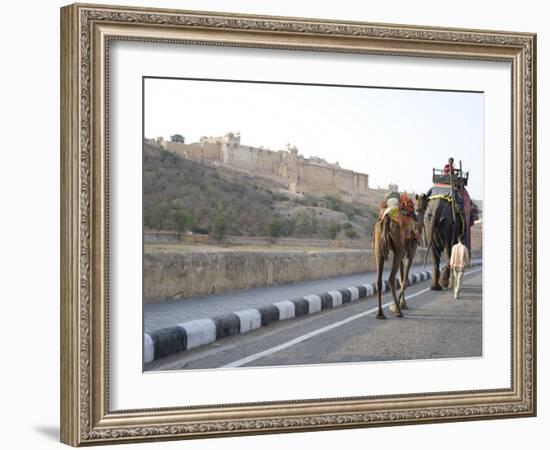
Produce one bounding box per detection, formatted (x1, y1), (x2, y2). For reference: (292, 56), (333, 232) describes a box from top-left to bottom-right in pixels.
(153, 132), (370, 197)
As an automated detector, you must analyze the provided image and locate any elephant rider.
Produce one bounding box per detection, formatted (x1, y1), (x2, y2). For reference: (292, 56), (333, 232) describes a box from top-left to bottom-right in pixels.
(443, 157), (455, 175)
(427, 157), (473, 250)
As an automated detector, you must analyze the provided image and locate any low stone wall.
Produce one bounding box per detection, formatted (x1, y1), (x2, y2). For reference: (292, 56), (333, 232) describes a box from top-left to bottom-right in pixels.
(145, 231), (208, 243)
(221, 235), (373, 249)
(144, 247), (428, 303)
(144, 231), (371, 249)
(471, 222), (483, 253)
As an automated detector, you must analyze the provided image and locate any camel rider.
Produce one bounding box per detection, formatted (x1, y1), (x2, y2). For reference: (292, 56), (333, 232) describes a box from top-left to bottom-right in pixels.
(379, 192), (418, 243)
(385, 191), (400, 208)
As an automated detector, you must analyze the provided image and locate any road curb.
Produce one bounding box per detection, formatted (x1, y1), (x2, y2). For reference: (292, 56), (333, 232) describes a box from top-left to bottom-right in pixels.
(144, 261), (482, 363)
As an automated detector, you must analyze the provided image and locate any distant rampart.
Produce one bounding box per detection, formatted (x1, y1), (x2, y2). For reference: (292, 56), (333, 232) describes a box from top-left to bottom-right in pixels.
(154, 132), (369, 196)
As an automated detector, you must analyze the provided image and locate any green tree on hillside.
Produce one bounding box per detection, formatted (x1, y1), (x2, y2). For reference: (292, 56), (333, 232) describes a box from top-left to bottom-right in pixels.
(144, 209), (154, 231)
(342, 222), (353, 230)
(170, 134), (185, 143)
(282, 217), (296, 237)
(310, 210), (318, 234)
(323, 194), (343, 211)
(170, 208), (194, 240)
(327, 223), (342, 240)
(296, 210), (319, 237)
(149, 200), (171, 235)
(345, 229), (359, 240)
(266, 218), (283, 242)
(213, 216), (228, 241)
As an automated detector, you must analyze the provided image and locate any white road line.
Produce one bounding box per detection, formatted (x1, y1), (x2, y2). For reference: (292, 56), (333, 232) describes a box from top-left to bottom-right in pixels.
(221, 268), (482, 368)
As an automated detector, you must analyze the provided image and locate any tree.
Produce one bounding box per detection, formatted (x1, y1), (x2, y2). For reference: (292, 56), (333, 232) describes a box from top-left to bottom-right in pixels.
(159, 149), (178, 166)
(345, 228), (359, 240)
(294, 209), (319, 237)
(266, 218), (283, 242)
(151, 200), (171, 236)
(282, 217), (296, 237)
(144, 209), (154, 230)
(170, 134), (185, 143)
(170, 209), (190, 240)
(310, 210), (318, 234)
(213, 216), (228, 241)
(327, 223), (342, 240)
(296, 211), (312, 236)
(323, 194), (344, 211)
(342, 222), (354, 230)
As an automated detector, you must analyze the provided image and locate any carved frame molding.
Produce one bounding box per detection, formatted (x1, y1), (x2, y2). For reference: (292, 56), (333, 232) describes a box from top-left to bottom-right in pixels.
(61, 3), (536, 446)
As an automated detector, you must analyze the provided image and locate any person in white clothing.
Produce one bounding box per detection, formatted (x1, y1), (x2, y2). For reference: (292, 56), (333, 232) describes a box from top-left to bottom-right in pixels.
(450, 235), (470, 299)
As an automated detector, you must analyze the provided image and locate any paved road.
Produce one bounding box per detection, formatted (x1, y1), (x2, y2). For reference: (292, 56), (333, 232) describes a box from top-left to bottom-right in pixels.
(145, 268), (482, 371)
(144, 261), (480, 333)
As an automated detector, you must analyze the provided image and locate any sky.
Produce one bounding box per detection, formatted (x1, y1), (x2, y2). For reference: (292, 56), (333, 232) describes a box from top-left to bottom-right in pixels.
(144, 78), (484, 199)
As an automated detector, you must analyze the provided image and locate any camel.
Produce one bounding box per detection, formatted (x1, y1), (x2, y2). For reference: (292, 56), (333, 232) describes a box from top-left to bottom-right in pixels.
(372, 197), (421, 319)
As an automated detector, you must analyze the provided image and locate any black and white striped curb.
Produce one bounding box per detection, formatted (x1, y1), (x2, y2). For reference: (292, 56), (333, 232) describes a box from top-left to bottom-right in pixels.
(144, 261), (482, 363)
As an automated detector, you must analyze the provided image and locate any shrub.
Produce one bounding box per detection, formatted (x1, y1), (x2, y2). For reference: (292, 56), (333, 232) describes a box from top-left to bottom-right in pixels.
(170, 209), (195, 240)
(212, 216), (228, 241)
(266, 218), (284, 241)
(327, 223), (342, 240)
(191, 225), (209, 235)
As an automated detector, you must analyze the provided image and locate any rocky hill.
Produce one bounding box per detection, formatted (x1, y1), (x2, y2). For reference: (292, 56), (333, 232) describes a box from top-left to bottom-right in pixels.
(143, 143), (379, 240)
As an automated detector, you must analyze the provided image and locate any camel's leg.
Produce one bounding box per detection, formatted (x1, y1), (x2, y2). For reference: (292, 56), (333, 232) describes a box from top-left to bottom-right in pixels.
(391, 259), (406, 314)
(430, 245), (442, 290)
(388, 253), (403, 318)
(398, 259), (408, 309)
(401, 242), (419, 308)
(400, 251), (416, 309)
(375, 249), (386, 320)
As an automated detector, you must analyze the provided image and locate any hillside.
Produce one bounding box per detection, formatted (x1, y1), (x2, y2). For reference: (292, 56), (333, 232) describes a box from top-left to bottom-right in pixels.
(143, 143), (379, 239)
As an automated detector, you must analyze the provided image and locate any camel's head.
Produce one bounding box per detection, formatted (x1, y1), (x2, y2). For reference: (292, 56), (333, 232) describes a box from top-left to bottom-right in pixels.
(414, 193), (429, 246)
(415, 193), (429, 215)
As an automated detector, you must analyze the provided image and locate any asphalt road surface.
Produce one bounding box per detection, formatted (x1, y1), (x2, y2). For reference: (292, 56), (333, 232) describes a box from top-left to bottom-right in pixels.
(145, 268), (482, 372)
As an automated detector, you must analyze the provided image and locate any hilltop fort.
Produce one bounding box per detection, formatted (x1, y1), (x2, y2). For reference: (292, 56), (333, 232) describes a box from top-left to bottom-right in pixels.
(152, 132), (370, 199)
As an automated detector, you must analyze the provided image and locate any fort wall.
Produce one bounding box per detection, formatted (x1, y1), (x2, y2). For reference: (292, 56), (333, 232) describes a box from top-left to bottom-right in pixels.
(159, 139), (222, 162)
(155, 133), (369, 196)
(223, 144), (283, 175)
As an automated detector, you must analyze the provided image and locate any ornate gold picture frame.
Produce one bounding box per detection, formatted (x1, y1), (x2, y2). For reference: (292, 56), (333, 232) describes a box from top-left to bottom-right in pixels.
(60, 3), (536, 446)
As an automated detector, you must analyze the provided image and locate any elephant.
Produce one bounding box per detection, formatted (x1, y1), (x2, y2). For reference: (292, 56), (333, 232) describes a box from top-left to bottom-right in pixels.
(416, 193), (465, 290)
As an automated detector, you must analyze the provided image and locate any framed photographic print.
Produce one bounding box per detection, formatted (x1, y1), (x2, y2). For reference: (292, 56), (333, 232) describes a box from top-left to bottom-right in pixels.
(60, 3), (537, 446)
